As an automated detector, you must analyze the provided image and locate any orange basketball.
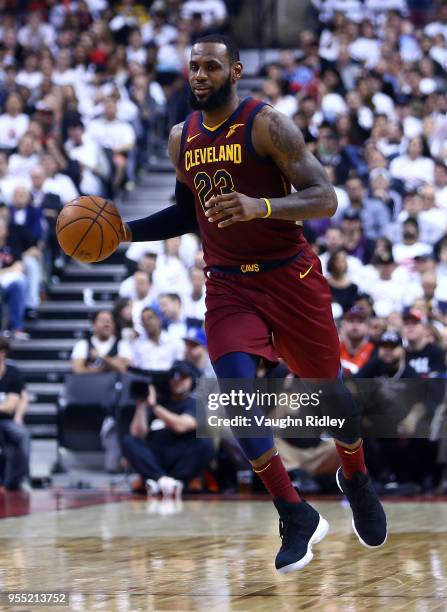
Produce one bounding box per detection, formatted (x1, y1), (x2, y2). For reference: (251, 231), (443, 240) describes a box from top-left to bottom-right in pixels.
(56, 196), (124, 263)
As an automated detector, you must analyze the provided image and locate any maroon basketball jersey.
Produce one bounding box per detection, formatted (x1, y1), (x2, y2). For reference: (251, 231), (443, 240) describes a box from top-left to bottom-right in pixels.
(179, 97), (306, 266)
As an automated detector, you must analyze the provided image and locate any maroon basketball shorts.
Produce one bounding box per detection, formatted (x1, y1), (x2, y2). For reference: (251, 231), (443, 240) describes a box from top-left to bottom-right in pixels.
(205, 244), (340, 379)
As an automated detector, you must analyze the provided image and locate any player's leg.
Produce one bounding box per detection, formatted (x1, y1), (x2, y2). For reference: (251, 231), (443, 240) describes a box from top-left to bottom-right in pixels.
(326, 373), (388, 548)
(264, 247), (387, 548)
(212, 351), (329, 574)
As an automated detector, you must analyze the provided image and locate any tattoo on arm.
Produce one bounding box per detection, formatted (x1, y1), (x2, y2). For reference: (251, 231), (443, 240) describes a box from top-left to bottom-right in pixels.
(267, 110), (304, 160)
(254, 107), (337, 220)
(265, 108), (327, 189)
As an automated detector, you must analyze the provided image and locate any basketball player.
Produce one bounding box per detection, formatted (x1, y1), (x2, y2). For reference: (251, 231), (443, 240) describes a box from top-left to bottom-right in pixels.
(121, 35), (387, 573)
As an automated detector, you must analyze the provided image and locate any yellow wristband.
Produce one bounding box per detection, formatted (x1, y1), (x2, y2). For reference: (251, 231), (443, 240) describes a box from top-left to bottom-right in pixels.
(261, 197), (272, 218)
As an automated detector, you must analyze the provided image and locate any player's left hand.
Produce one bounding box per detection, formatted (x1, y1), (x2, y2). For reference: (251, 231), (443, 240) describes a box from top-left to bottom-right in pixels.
(205, 192), (267, 228)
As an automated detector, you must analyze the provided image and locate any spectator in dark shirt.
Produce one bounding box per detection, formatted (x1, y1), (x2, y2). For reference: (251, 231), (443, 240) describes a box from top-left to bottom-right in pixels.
(358, 331), (419, 381)
(341, 209), (376, 264)
(357, 330), (434, 489)
(357, 331), (442, 493)
(122, 360), (214, 497)
(326, 248), (359, 312)
(0, 337), (31, 491)
(10, 185), (43, 242)
(403, 308), (446, 377)
(0, 217), (27, 339)
(29, 164), (64, 276)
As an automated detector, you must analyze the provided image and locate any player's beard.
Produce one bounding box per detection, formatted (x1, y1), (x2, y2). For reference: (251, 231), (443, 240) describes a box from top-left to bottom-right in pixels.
(189, 74), (233, 111)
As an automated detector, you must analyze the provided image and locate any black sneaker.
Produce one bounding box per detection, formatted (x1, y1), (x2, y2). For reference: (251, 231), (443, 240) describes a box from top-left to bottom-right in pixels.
(273, 498), (329, 574)
(336, 468), (387, 548)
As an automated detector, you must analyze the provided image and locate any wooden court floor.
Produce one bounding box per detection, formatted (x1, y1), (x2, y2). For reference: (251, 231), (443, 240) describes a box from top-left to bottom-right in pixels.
(0, 492), (446, 611)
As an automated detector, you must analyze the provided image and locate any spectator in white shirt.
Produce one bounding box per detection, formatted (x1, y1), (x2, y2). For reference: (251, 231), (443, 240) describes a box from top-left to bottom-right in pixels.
(41, 153), (79, 205)
(262, 79), (298, 118)
(320, 226), (364, 283)
(64, 117), (109, 197)
(152, 238), (191, 301)
(366, 0), (408, 20)
(142, 3), (178, 46)
(312, 0), (365, 24)
(71, 310), (132, 374)
(390, 136), (435, 189)
(392, 217), (432, 264)
(0, 153), (25, 205)
(120, 253), (158, 298)
(131, 307), (184, 371)
(418, 184), (447, 245)
(364, 252), (410, 315)
(71, 309), (132, 472)
(181, 0), (228, 32)
(157, 30), (192, 75)
(125, 242), (163, 270)
(0, 93), (30, 152)
(7, 134), (40, 178)
(424, 3), (447, 40)
(183, 267), (206, 321)
(18, 11), (55, 50)
(52, 48), (77, 86)
(86, 98), (136, 151)
(126, 27), (147, 65)
(376, 121), (407, 159)
(16, 52), (43, 90)
(86, 98), (136, 190)
(349, 19), (381, 67)
(130, 271), (157, 335)
(158, 293), (188, 342)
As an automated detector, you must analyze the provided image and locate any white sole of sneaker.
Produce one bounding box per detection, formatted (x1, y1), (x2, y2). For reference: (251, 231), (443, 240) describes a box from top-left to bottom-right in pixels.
(351, 517), (387, 549)
(336, 468), (388, 549)
(276, 515), (330, 575)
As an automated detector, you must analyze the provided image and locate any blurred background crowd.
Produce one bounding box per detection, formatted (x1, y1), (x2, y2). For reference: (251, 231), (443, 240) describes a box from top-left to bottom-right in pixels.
(1, 0), (447, 498)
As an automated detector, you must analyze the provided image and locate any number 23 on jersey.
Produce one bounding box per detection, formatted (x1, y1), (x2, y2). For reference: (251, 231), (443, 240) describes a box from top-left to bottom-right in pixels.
(194, 169), (234, 212)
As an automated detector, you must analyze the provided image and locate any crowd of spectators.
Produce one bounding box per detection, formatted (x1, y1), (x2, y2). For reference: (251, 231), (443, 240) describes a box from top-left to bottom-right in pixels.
(0, 0), (228, 338)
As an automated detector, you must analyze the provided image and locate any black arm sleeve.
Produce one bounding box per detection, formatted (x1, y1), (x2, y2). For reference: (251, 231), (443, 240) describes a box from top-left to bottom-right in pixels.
(127, 180), (199, 242)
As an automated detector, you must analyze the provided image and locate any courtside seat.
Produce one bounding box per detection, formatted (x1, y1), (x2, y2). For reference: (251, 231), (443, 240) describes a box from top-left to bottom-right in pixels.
(114, 373), (141, 445)
(58, 373), (118, 453)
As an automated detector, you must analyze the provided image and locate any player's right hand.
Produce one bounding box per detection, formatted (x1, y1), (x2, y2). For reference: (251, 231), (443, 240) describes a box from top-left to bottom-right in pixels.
(205, 192), (267, 228)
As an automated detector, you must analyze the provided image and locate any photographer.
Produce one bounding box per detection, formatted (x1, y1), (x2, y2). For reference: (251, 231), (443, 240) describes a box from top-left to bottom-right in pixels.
(122, 360), (214, 497)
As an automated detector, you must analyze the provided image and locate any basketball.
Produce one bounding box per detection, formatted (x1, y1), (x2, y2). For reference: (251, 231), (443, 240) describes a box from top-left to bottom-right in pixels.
(56, 196), (124, 263)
